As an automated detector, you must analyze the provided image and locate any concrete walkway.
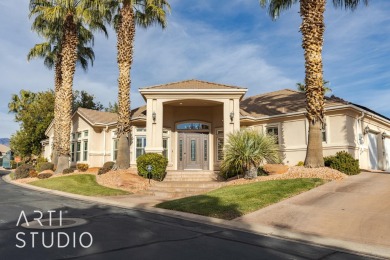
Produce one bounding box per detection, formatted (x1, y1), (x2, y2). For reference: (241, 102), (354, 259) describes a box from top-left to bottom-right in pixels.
(236, 172), (390, 250)
(2, 171), (390, 258)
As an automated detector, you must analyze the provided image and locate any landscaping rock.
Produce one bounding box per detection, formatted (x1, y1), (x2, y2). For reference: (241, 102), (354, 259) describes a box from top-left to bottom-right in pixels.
(263, 164), (289, 175)
(38, 170), (53, 179)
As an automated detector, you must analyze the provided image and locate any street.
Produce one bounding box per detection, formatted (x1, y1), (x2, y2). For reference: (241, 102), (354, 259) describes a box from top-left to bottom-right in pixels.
(0, 170), (375, 260)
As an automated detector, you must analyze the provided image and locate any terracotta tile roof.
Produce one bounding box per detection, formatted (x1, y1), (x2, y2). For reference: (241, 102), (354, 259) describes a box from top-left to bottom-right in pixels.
(0, 144), (10, 154)
(77, 106), (146, 126)
(240, 89), (348, 118)
(141, 79), (245, 90)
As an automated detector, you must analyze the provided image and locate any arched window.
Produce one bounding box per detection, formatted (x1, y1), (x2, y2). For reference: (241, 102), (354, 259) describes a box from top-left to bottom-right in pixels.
(176, 122), (209, 131)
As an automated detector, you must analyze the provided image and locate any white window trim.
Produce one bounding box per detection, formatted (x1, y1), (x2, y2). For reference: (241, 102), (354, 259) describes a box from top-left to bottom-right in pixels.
(265, 124), (281, 145)
(215, 128), (224, 162)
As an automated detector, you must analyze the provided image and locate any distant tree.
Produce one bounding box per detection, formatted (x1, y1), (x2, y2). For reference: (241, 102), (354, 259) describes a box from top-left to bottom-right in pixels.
(9, 89), (104, 157)
(73, 90), (104, 112)
(105, 102), (119, 113)
(9, 90), (55, 157)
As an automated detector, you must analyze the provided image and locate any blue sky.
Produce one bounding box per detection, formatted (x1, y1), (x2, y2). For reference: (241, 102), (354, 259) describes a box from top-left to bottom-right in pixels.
(0, 0), (389, 138)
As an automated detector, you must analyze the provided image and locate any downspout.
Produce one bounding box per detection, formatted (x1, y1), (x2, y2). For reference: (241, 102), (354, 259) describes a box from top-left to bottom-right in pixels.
(103, 126), (108, 165)
(356, 111), (365, 164)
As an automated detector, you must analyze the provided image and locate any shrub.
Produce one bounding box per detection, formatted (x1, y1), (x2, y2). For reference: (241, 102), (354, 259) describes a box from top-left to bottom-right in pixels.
(296, 161), (304, 166)
(14, 164), (35, 179)
(257, 167), (268, 176)
(62, 168), (74, 174)
(38, 172), (53, 179)
(137, 153), (168, 181)
(37, 162), (54, 172)
(221, 130), (280, 175)
(324, 151), (360, 175)
(35, 157), (48, 169)
(98, 161), (115, 175)
(10, 160), (22, 169)
(76, 163), (89, 172)
(29, 169), (38, 178)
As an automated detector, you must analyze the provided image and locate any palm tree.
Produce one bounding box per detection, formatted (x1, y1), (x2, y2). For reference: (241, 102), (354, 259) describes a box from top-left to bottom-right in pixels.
(297, 80), (332, 94)
(221, 130), (280, 179)
(109, 0), (170, 169)
(260, 0), (368, 167)
(27, 25), (95, 166)
(29, 0), (110, 173)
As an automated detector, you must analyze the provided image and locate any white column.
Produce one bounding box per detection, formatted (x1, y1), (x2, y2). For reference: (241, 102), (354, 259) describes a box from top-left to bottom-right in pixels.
(145, 99), (164, 154)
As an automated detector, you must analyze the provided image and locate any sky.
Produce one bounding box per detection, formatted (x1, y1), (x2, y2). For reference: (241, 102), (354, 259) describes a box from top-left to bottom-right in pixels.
(0, 0), (389, 138)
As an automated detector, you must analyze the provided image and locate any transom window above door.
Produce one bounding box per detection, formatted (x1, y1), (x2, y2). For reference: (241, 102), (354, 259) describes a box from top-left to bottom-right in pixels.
(176, 122), (209, 131)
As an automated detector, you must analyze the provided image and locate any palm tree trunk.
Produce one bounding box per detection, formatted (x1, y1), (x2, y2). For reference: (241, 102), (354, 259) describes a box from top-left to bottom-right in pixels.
(56, 15), (78, 173)
(300, 0), (326, 167)
(115, 2), (135, 170)
(51, 55), (62, 167)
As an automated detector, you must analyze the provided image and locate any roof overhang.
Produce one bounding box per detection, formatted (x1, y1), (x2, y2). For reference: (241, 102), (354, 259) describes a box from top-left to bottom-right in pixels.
(139, 88), (248, 102)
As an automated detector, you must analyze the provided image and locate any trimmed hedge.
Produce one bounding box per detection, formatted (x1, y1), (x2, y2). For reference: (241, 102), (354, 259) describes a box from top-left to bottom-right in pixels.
(14, 164), (35, 179)
(136, 153), (168, 181)
(324, 151), (360, 175)
(98, 161), (115, 175)
(77, 163), (89, 172)
(62, 168), (74, 174)
(37, 162), (54, 172)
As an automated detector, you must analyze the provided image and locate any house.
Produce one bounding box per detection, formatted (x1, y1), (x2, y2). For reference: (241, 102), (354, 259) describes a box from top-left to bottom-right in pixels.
(0, 144), (11, 168)
(42, 79), (390, 172)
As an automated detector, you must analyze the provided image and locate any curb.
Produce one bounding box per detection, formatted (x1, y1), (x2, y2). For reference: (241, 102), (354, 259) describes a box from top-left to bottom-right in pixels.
(2, 174), (389, 259)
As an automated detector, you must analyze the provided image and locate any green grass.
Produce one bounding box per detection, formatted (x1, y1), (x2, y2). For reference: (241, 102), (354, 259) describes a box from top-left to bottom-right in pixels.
(30, 174), (129, 196)
(157, 178), (325, 220)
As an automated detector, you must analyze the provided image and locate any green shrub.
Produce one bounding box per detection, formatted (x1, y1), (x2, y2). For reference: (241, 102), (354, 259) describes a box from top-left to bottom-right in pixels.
(14, 164), (35, 179)
(10, 160), (22, 169)
(35, 157), (48, 169)
(296, 161), (304, 166)
(324, 151), (360, 175)
(37, 172), (53, 179)
(98, 161), (115, 175)
(62, 168), (74, 174)
(37, 162), (54, 172)
(257, 167), (268, 176)
(137, 153), (168, 181)
(76, 163), (89, 172)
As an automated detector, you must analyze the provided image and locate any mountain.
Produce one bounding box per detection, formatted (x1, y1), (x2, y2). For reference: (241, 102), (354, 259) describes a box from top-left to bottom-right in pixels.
(0, 138), (10, 147)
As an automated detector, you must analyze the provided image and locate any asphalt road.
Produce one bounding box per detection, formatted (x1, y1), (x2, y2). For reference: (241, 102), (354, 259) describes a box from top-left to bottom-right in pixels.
(0, 170), (375, 260)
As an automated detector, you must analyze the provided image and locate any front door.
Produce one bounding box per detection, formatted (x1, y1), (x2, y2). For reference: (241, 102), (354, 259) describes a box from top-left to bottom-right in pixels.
(178, 133), (209, 170)
(368, 133), (379, 170)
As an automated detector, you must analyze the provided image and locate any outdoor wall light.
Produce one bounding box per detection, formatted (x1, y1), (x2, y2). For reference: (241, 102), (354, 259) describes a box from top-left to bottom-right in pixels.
(382, 132), (387, 140)
(230, 112), (234, 122)
(152, 111), (156, 123)
(364, 126), (370, 135)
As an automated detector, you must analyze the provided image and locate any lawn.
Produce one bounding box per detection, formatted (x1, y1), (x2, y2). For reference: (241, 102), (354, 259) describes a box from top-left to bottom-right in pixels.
(156, 178), (325, 220)
(30, 174), (129, 196)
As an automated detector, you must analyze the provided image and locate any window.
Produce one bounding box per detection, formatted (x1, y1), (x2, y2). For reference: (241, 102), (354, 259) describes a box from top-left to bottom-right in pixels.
(84, 130), (89, 137)
(216, 130), (224, 161)
(179, 140), (183, 161)
(72, 133), (75, 140)
(136, 137), (146, 158)
(163, 138), (168, 158)
(71, 143), (75, 162)
(76, 141), (81, 161)
(83, 140), (88, 161)
(77, 132), (82, 139)
(113, 139), (118, 161)
(204, 140), (208, 161)
(322, 125), (327, 143)
(191, 140), (196, 161)
(176, 122), (209, 131)
(217, 137), (224, 161)
(266, 126), (279, 144)
(136, 127), (146, 132)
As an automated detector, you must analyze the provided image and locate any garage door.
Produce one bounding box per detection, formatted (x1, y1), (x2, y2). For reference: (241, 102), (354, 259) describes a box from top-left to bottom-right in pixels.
(384, 138), (390, 171)
(368, 133), (379, 170)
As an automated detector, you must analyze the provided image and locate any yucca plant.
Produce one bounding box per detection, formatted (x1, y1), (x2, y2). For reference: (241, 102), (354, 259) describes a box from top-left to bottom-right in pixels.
(221, 130), (280, 179)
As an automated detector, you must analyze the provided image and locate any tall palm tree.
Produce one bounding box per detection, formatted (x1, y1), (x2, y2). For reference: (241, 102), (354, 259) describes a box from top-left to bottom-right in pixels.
(260, 0), (368, 167)
(29, 0), (110, 173)
(28, 23), (95, 166)
(296, 80), (332, 94)
(109, 0), (170, 169)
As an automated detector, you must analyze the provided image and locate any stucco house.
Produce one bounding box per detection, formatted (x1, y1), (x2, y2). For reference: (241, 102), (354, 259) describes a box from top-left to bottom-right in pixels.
(42, 79), (390, 172)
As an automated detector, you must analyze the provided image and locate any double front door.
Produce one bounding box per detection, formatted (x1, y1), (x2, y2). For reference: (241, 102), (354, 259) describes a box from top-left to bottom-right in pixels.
(178, 133), (209, 170)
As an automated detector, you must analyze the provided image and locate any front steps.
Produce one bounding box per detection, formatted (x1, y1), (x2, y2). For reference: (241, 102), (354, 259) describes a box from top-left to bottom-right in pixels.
(143, 171), (225, 198)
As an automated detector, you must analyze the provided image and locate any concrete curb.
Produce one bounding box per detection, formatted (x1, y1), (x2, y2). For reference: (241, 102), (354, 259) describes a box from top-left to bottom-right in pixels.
(2, 174), (389, 259)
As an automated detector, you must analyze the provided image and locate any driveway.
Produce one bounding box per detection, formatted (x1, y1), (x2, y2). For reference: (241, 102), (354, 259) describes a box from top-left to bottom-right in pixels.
(236, 172), (390, 248)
